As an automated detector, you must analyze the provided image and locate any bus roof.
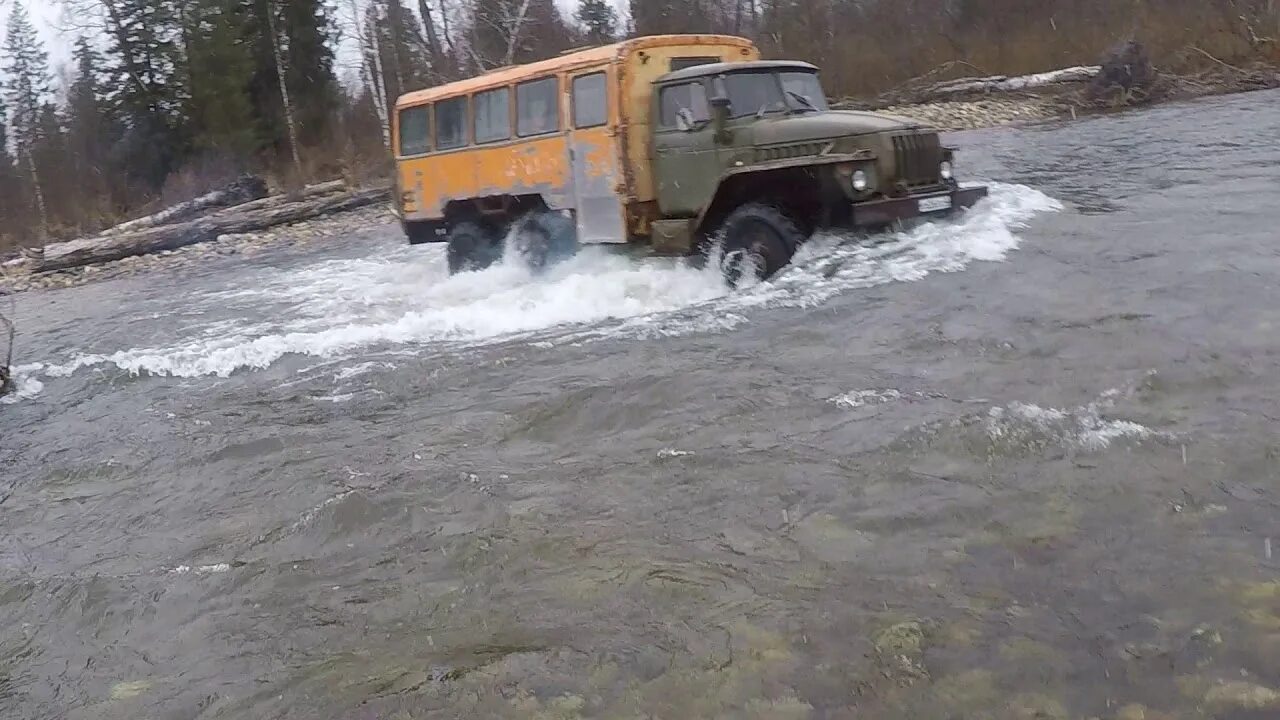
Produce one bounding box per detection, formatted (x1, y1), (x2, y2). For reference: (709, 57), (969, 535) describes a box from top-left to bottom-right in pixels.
(394, 34), (758, 109)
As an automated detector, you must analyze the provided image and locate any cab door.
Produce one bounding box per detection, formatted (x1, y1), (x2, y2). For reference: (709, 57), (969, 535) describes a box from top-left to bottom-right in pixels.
(567, 70), (627, 244)
(650, 80), (719, 218)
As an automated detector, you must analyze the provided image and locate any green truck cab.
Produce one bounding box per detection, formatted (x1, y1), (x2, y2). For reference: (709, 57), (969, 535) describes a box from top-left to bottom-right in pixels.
(648, 59), (989, 281)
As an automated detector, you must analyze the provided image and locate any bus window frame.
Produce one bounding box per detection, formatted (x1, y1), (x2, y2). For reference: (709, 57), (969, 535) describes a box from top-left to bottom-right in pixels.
(434, 95), (470, 151)
(397, 103), (433, 158)
(571, 71), (609, 130)
(516, 76), (561, 138)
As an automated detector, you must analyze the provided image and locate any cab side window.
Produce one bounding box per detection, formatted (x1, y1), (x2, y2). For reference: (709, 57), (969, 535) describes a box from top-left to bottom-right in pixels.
(517, 77), (559, 137)
(658, 82), (709, 129)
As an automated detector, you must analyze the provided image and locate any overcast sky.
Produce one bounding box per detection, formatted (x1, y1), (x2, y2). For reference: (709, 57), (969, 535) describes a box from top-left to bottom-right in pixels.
(3, 0), (624, 98)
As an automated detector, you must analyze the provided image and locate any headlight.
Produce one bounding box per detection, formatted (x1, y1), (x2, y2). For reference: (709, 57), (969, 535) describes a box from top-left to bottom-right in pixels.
(939, 161), (953, 181)
(851, 170), (869, 192)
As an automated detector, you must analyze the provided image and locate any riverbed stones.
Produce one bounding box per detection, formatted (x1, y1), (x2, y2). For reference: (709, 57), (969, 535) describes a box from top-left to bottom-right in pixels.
(0, 204), (393, 295)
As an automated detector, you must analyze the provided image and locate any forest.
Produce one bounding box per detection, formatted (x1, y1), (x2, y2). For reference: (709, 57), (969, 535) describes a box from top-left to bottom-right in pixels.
(0, 0), (1275, 253)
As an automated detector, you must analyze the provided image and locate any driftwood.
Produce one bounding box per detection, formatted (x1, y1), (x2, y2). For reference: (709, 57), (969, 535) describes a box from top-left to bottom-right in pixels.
(926, 66), (1101, 98)
(31, 185), (390, 274)
(853, 61), (1105, 110)
(100, 175), (269, 236)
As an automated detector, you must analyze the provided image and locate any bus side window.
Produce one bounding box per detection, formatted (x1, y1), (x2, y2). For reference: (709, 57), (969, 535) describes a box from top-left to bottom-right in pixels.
(517, 77), (559, 137)
(435, 97), (468, 150)
(474, 87), (511, 144)
(398, 105), (431, 156)
(572, 73), (607, 129)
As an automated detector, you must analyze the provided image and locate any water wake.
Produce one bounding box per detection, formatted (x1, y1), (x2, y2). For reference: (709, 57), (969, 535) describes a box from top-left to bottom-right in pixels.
(13, 182), (1058, 394)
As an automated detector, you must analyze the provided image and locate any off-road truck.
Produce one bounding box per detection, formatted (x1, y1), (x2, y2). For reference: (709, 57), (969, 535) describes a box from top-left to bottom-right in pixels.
(392, 34), (989, 282)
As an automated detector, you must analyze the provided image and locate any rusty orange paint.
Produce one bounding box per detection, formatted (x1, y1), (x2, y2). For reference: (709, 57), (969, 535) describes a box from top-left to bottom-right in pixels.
(393, 35), (761, 225)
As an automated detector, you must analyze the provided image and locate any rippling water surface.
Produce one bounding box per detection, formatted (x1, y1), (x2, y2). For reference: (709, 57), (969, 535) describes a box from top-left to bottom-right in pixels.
(3, 90), (1280, 719)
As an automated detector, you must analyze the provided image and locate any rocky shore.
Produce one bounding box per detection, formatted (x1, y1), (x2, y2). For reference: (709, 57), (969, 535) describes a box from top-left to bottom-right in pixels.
(0, 204), (395, 295)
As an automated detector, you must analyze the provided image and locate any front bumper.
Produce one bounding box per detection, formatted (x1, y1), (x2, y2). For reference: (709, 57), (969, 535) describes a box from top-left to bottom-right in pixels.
(851, 185), (990, 227)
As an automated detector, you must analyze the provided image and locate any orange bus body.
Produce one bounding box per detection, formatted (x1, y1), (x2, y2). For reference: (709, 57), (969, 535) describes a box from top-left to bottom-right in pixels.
(392, 35), (761, 244)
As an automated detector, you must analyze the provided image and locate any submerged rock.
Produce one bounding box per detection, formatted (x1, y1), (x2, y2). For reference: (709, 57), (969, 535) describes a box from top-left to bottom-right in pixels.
(1204, 680), (1280, 709)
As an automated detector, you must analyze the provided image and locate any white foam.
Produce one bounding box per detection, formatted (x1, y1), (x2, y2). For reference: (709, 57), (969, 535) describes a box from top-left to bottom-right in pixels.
(985, 390), (1166, 451)
(830, 389), (904, 409)
(15, 182), (1058, 393)
(1, 364), (46, 404)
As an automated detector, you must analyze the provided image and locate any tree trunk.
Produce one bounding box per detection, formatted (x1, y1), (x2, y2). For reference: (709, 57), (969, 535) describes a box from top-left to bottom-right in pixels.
(267, 0), (304, 179)
(23, 148), (48, 241)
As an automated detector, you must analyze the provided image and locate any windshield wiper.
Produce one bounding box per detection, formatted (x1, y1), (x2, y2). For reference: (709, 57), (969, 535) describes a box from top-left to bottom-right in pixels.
(786, 90), (818, 112)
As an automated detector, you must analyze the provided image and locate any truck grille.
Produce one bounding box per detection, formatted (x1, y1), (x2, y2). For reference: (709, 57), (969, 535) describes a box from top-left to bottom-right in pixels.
(755, 142), (823, 163)
(892, 133), (943, 186)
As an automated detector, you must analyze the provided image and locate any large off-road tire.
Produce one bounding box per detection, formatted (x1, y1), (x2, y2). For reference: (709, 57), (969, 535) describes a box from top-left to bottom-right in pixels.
(512, 211), (579, 273)
(446, 220), (503, 275)
(717, 203), (806, 285)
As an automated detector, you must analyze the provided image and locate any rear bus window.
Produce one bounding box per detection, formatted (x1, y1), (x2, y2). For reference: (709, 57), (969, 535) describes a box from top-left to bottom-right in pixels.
(435, 97), (467, 150)
(670, 56), (718, 71)
(474, 87), (510, 144)
(517, 77), (559, 137)
(572, 73), (607, 129)
(398, 106), (430, 156)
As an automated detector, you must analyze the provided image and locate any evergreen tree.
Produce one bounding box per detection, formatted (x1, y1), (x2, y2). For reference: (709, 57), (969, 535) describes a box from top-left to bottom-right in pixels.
(183, 0), (257, 158)
(279, 0), (340, 148)
(98, 0), (187, 194)
(575, 0), (618, 45)
(65, 37), (120, 229)
(2, 1), (50, 153)
(2, 0), (51, 235)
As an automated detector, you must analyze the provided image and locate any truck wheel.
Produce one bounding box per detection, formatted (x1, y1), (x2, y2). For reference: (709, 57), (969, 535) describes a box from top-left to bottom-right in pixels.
(446, 221), (502, 275)
(718, 203), (805, 285)
(513, 212), (579, 273)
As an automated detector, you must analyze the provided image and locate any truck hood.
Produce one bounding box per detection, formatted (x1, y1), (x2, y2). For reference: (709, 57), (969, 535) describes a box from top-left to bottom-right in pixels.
(750, 110), (926, 145)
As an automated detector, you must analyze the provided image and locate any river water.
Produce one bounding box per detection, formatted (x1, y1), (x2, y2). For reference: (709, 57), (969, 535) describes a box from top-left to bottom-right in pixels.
(3, 90), (1279, 720)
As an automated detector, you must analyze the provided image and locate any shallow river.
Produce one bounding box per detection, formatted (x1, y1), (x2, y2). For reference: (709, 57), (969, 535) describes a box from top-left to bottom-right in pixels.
(3, 90), (1280, 720)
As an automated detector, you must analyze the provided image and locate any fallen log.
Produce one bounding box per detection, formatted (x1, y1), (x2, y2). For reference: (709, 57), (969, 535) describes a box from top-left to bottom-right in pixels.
(99, 174), (269, 236)
(919, 66), (1101, 100)
(220, 179), (350, 216)
(31, 185), (391, 274)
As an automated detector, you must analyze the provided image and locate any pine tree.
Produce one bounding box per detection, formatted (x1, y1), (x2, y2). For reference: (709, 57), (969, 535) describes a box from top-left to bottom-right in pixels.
(279, 0), (339, 148)
(98, 0), (187, 194)
(575, 0), (618, 45)
(2, 0), (51, 236)
(66, 37), (120, 229)
(183, 0), (258, 158)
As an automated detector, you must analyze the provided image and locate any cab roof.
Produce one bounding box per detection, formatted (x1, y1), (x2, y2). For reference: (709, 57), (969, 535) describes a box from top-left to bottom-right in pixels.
(395, 34), (757, 109)
(655, 59), (819, 84)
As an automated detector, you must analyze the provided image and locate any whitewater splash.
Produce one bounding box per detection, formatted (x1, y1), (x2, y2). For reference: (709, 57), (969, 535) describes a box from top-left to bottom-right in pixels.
(11, 182), (1058, 395)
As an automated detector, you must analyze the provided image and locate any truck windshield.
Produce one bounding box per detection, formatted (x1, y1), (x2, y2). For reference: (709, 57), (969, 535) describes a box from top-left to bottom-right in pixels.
(780, 71), (829, 112)
(722, 70), (829, 118)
